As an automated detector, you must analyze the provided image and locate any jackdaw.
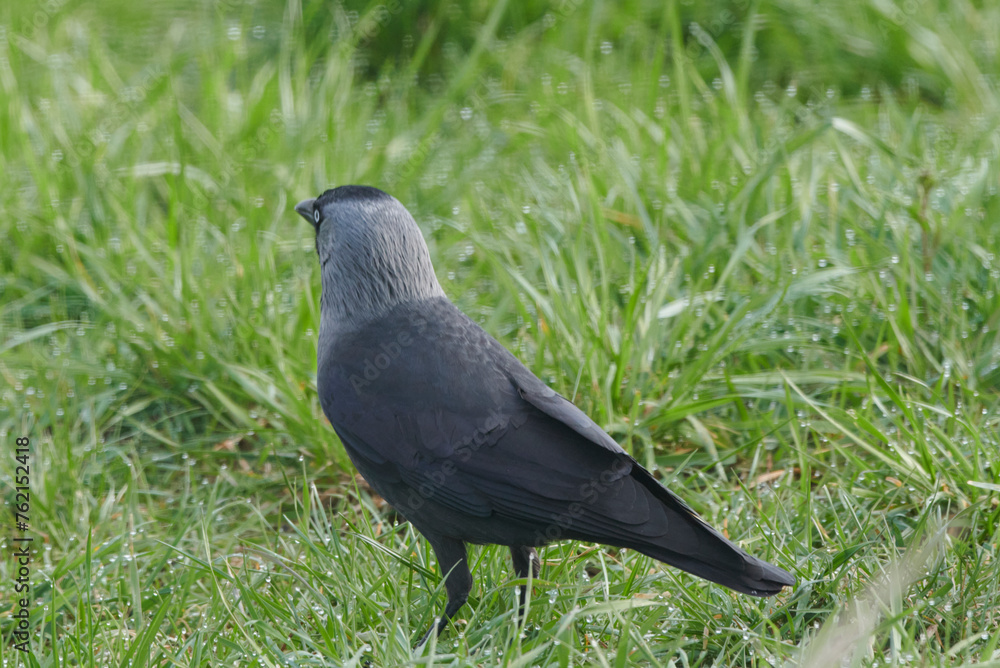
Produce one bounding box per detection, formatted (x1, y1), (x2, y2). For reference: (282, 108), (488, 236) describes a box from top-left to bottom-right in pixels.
(295, 185), (795, 642)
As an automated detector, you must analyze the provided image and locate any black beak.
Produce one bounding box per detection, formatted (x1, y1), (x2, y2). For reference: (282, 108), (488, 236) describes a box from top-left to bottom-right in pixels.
(294, 198), (316, 224)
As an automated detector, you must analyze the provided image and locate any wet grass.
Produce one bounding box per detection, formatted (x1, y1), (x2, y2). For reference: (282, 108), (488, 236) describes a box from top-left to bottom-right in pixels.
(1, 0), (999, 665)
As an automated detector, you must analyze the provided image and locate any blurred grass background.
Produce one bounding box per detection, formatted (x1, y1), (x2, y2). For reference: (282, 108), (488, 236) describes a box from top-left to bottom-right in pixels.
(1, 0), (999, 665)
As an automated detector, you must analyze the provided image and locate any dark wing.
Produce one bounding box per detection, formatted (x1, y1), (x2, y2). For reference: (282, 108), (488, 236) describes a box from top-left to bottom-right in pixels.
(321, 298), (632, 518)
(321, 298), (676, 536)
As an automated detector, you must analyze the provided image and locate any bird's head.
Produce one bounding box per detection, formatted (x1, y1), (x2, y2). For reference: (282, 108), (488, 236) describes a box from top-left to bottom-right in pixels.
(294, 185), (444, 332)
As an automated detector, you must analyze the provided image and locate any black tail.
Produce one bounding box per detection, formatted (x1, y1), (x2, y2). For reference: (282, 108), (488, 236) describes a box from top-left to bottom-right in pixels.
(623, 467), (796, 597)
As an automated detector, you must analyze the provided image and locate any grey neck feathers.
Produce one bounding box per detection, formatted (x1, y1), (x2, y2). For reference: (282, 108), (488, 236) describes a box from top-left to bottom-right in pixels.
(319, 255), (444, 333)
(317, 214), (445, 344)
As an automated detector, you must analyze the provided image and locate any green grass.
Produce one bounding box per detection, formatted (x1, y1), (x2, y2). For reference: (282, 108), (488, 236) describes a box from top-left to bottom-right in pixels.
(2, 0), (1000, 665)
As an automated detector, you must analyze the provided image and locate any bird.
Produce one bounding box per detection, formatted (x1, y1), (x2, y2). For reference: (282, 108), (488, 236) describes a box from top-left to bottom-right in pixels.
(295, 185), (795, 643)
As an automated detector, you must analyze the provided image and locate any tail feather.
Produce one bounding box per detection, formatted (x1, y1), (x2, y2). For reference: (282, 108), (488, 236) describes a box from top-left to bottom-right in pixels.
(625, 466), (796, 596)
(640, 542), (796, 596)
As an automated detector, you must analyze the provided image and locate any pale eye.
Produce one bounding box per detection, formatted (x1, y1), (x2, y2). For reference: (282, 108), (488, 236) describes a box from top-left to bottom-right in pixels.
(313, 209), (320, 223)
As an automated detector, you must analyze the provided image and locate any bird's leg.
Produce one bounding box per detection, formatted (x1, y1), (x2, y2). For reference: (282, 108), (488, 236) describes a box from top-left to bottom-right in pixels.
(416, 536), (472, 647)
(509, 545), (539, 624)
